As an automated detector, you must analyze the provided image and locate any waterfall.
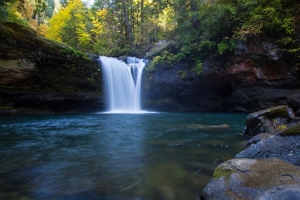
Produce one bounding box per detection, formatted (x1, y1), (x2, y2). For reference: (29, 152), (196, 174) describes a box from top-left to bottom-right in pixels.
(99, 56), (146, 113)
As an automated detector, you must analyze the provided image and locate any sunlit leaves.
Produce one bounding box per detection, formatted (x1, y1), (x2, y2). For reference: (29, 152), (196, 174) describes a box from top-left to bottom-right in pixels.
(46, 0), (92, 50)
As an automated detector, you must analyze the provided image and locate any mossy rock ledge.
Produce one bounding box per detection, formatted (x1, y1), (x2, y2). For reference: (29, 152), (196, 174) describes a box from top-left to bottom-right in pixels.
(0, 22), (104, 114)
(243, 105), (297, 136)
(200, 158), (300, 200)
(235, 106), (300, 172)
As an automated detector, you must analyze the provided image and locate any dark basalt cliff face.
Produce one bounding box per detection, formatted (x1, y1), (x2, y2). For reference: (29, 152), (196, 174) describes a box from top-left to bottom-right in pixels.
(0, 22), (103, 114)
(142, 35), (300, 112)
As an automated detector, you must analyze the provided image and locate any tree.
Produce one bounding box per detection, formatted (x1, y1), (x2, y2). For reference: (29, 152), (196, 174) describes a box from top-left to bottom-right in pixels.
(46, 0), (92, 51)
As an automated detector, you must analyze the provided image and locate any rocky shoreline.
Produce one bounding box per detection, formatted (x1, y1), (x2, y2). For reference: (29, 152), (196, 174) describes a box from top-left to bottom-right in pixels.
(200, 105), (300, 199)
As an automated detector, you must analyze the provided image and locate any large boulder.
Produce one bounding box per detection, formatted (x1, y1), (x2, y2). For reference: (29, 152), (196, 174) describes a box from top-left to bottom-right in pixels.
(200, 158), (300, 200)
(243, 105), (295, 136)
(236, 135), (300, 166)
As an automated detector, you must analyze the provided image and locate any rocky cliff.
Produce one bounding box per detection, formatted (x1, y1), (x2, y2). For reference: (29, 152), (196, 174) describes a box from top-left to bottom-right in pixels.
(142, 35), (300, 112)
(0, 22), (103, 114)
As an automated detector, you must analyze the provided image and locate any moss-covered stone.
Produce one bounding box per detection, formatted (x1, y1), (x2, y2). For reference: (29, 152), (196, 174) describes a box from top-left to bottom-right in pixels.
(243, 105), (296, 136)
(213, 166), (234, 181)
(246, 105), (295, 123)
(280, 123), (300, 136)
(201, 158), (300, 200)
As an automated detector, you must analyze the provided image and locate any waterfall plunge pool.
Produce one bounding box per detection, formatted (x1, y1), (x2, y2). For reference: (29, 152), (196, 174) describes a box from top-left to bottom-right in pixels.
(0, 112), (247, 200)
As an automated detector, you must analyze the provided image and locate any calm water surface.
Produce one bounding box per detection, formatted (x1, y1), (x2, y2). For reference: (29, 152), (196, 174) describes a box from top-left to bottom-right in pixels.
(0, 112), (248, 200)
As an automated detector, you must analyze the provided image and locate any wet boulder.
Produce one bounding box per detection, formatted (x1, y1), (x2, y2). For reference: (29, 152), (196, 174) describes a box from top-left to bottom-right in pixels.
(236, 135), (300, 166)
(200, 158), (300, 200)
(243, 105), (295, 136)
(246, 133), (272, 145)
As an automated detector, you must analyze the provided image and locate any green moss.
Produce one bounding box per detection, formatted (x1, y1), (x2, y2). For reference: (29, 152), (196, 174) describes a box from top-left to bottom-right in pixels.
(265, 106), (290, 118)
(150, 51), (186, 69)
(213, 167), (234, 181)
(281, 124), (300, 136)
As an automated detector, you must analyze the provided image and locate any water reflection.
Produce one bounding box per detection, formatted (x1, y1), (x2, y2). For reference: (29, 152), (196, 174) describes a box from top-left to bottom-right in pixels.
(0, 112), (247, 200)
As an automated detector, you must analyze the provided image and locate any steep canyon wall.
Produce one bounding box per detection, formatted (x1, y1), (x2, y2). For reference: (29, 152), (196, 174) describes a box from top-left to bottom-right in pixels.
(142, 36), (300, 112)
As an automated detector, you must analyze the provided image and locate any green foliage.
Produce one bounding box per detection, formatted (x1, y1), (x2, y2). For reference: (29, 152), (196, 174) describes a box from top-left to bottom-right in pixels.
(234, 0), (295, 39)
(277, 37), (293, 45)
(174, 0), (298, 66)
(176, 2), (241, 61)
(46, 0), (93, 51)
(4, 0), (30, 26)
(6, 9), (29, 26)
(1, 0), (299, 65)
(147, 51), (185, 72)
(288, 47), (300, 53)
(94, 41), (130, 57)
(217, 39), (236, 55)
(192, 61), (203, 75)
(60, 47), (89, 60)
(151, 51), (186, 67)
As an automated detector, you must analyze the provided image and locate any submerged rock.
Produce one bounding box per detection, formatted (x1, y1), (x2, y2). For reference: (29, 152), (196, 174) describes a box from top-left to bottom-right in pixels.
(200, 158), (300, 200)
(181, 124), (230, 130)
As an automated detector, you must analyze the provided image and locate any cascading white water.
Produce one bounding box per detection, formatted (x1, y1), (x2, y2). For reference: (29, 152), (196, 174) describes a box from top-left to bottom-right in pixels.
(99, 56), (146, 113)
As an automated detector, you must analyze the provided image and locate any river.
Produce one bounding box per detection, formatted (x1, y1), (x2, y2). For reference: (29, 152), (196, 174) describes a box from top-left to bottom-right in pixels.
(0, 112), (247, 200)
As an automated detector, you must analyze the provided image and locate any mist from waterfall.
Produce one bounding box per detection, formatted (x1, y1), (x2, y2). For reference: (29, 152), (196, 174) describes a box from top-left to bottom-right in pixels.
(99, 56), (147, 113)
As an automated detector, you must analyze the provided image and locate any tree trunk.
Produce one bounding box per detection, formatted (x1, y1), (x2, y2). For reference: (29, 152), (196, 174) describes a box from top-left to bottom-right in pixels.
(122, 0), (133, 46)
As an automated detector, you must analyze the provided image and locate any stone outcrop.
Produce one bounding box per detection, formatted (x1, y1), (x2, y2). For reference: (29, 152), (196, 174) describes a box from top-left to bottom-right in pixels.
(200, 158), (300, 200)
(236, 135), (300, 166)
(142, 35), (300, 112)
(200, 107), (300, 199)
(0, 22), (103, 114)
(243, 105), (296, 136)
